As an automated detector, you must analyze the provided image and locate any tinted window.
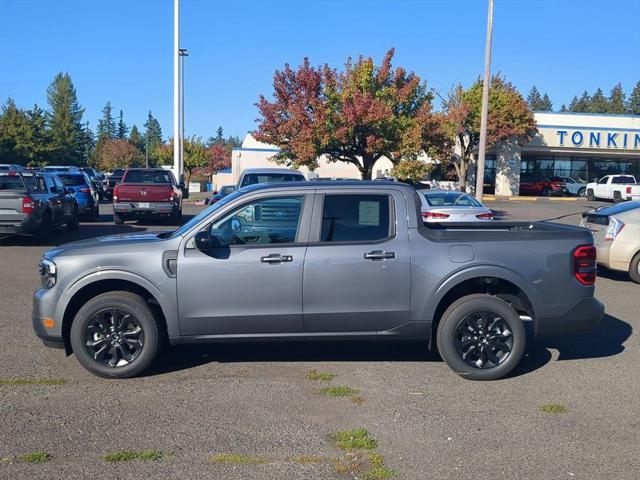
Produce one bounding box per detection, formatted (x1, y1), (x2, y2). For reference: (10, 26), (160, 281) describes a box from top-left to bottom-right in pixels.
(53, 177), (65, 192)
(424, 192), (481, 207)
(598, 176), (609, 184)
(210, 196), (304, 245)
(0, 175), (25, 190)
(612, 176), (635, 184)
(23, 175), (45, 191)
(112, 169), (125, 176)
(241, 173), (305, 186)
(44, 176), (56, 192)
(320, 194), (391, 242)
(124, 170), (172, 184)
(58, 174), (88, 186)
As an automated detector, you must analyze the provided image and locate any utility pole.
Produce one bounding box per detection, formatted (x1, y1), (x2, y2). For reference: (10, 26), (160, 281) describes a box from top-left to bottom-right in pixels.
(475, 0), (494, 202)
(173, 0), (181, 181)
(145, 134), (149, 168)
(179, 48), (188, 184)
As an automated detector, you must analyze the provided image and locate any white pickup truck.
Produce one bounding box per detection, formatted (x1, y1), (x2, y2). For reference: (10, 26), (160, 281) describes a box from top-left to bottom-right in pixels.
(586, 175), (640, 203)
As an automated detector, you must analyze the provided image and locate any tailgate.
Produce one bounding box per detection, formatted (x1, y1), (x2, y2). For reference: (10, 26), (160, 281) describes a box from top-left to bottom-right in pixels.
(0, 191), (27, 224)
(116, 184), (173, 202)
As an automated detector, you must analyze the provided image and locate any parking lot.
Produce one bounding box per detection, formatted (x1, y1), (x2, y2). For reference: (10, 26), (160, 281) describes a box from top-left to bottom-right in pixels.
(0, 199), (638, 479)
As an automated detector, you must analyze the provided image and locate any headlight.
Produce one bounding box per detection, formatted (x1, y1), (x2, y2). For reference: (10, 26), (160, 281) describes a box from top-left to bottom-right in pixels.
(39, 258), (57, 288)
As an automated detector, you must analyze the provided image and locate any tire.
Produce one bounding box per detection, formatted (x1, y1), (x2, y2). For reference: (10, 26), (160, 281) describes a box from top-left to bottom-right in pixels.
(36, 210), (53, 240)
(70, 291), (161, 378)
(85, 205), (97, 222)
(114, 214), (124, 225)
(436, 294), (525, 381)
(613, 191), (623, 204)
(170, 208), (183, 226)
(66, 208), (80, 231)
(541, 187), (551, 197)
(629, 253), (640, 284)
(577, 187), (586, 198)
(587, 189), (596, 201)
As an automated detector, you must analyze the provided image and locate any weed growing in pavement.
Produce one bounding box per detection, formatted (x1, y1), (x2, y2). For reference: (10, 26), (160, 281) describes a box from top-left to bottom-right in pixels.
(306, 369), (337, 381)
(350, 395), (366, 405)
(16, 452), (51, 463)
(319, 386), (360, 397)
(103, 450), (162, 462)
(363, 452), (396, 480)
(209, 453), (267, 465)
(290, 455), (326, 465)
(540, 403), (569, 413)
(330, 428), (377, 451)
(0, 378), (68, 385)
(332, 452), (364, 475)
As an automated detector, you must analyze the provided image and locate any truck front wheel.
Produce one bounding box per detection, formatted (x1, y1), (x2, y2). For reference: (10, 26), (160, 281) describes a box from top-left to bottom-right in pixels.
(436, 294), (525, 381)
(70, 291), (162, 378)
(587, 189), (596, 201)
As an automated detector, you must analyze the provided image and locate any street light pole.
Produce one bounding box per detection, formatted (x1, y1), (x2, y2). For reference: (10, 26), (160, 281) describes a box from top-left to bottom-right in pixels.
(179, 48), (188, 184)
(173, 0), (180, 181)
(475, 0), (494, 202)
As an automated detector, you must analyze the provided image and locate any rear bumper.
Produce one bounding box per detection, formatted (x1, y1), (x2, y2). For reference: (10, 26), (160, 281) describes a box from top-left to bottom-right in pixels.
(535, 297), (604, 336)
(0, 216), (38, 235)
(113, 201), (178, 216)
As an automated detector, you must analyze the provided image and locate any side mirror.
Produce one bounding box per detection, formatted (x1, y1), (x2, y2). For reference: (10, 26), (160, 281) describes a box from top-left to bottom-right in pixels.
(194, 231), (223, 251)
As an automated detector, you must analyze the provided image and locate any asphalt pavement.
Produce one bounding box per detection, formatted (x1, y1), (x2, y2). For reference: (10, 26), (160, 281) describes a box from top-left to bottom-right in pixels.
(0, 199), (638, 479)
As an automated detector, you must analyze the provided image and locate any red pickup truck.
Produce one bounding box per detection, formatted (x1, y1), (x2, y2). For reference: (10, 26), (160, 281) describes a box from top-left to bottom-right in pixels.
(113, 168), (185, 224)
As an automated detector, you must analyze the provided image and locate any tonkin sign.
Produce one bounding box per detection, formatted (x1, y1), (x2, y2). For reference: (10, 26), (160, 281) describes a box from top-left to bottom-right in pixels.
(556, 129), (640, 150)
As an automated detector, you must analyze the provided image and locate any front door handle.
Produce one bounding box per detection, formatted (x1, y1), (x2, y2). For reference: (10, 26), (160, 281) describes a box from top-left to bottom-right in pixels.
(261, 254), (293, 263)
(364, 250), (395, 260)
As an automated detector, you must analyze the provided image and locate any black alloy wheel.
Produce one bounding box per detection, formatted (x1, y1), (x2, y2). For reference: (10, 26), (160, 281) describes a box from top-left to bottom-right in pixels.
(84, 309), (145, 368)
(454, 311), (513, 369)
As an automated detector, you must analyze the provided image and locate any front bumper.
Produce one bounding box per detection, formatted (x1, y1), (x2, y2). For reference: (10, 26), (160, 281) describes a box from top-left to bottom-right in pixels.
(32, 288), (65, 349)
(114, 201), (178, 217)
(535, 297), (604, 336)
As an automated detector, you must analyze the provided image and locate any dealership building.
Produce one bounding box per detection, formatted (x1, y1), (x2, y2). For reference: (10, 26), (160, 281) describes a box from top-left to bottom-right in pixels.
(215, 112), (640, 195)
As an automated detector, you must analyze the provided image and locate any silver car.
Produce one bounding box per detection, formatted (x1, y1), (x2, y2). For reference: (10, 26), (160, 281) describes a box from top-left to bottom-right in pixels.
(419, 190), (494, 222)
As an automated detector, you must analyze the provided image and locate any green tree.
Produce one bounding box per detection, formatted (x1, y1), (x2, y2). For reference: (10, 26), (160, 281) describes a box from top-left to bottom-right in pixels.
(569, 91), (591, 112)
(540, 93), (553, 111)
(46, 72), (85, 165)
(95, 138), (144, 171)
(0, 99), (32, 165)
(116, 109), (128, 139)
(526, 86), (543, 110)
(97, 101), (116, 141)
(560, 103), (568, 112)
(128, 124), (144, 152)
(256, 48), (449, 179)
(80, 122), (95, 165)
(628, 80), (640, 115)
(443, 76), (537, 189)
(589, 88), (609, 113)
(608, 83), (626, 114)
(391, 158), (430, 182)
(143, 111), (163, 166)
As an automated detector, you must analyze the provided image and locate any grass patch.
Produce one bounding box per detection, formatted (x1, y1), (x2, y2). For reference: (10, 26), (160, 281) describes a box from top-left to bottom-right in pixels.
(306, 369), (336, 381)
(103, 450), (162, 462)
(209, 453), (267, 465)
(540, 403), (569, 414)
(319, 386), (359, 397)
(291, 455), (325, 465)
(0, 378), (67, 386)
(0, 456), (12, 463)
(330, 428), (377, 451)
(350, 395), (366, 405)
(17, 452), (51, 463)
(364, 453), (396, 480)
(332, 452), (364, 475)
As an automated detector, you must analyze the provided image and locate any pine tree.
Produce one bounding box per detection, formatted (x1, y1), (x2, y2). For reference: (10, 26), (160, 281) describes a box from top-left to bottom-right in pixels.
(0, 99), (31, 164)
(569, 91), (591, 112)
(97, 101), (116, 141)
(46, 73), (85, 165)
(80, 122), (95, 165)
(26, 104), (53, 165)
(560, 104), (568, 112)
(539, 93), (553, 111)
(143, 111), (163, 166)
(627, 80), (640, 114)
(527, 86), (544, 110)
(216, 126), (224, 144)
(589, 88), (609, 113)
(116, 109), (128, 139)
(608, 83), (626, 114)
(128, 124), (144, 152)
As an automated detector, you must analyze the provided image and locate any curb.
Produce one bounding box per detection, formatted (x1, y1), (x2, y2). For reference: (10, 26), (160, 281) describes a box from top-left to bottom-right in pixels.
(483, 196), (581, 202)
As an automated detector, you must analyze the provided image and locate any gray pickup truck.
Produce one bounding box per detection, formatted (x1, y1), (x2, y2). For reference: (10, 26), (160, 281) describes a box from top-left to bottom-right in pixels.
(0, 171), (79, 237)
(32, 182), (603, 380)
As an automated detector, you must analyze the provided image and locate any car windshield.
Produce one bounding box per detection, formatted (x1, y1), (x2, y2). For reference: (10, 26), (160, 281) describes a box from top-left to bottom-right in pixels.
(242, 173), (304, 186)
(0, 175), (26, 190)
(58, 175), (87, 186)
(168, 189), (246, 239)
(124, 170), (171, 184)
(423, 191), (482, 207)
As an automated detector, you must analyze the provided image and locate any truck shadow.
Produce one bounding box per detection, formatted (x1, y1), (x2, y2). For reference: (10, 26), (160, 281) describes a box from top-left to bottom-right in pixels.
(149, 313), (631, 379)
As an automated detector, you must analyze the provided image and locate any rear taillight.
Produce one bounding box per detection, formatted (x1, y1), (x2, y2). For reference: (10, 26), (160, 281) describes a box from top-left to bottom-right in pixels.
(604, 217), (625, 241)
(113, 185), (119, 202)
(475, 212), (494, 220)
(573, 245), (596, 285)
(422, 211), (450, 220)
(168, 190), (175, 201)
(79, 187), (91, 193)
(626, 186), (632, 195)
(22, 197), (35, 214)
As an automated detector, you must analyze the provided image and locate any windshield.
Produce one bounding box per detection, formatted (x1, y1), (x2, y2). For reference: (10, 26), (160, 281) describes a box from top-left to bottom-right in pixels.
(124, 170), (171, 184)
(168, 189), (245, 238)
(58, 174), (88, 186)
(241, 173), (304, 186)
(423, 191), (482, 207)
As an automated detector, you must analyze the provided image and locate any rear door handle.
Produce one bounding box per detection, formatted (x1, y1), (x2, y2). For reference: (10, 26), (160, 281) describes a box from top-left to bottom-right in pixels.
(261, 254), (293, 263)
(364, 250), (395, 260)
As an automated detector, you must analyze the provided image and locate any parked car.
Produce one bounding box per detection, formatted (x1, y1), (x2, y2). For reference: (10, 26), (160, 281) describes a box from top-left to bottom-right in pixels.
(558, 176), (588, 197)
(0, 164), (23, 172)
(0, 171), (79, 237)
(419, 190), (494, 221)
(58, 172), (99, 221)
(585, 175), (640, 203)
(205, 185), (235, 205)
(519, 173), (567, 196)
(112, 168), (184, 224)
(81, 167), (105, 200)
(33, 181), (602, 380)
(237, 168), (305, 188)
(42, 165), (81, 174)
(103, 168), (125, 200)
(580, 201), (640, 283)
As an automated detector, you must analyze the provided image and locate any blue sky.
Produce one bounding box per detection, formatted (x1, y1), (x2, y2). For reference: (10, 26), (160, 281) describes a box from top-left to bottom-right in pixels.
(1, 0), (639, 141)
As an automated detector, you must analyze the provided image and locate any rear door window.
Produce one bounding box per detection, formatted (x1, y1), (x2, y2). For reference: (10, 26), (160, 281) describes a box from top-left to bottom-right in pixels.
(124, 171), (172, 184)
(320, 194), (391, 242)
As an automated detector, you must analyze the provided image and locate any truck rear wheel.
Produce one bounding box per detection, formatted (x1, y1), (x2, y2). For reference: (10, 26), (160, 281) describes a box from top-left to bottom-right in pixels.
(70, 291), (161, 378)
(629, 253), (640, 284)
(587, 189), (595, 201)
(613, 191), (623, 203)
(436, 294), (525, 381)
(114, 214), (124, 225)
